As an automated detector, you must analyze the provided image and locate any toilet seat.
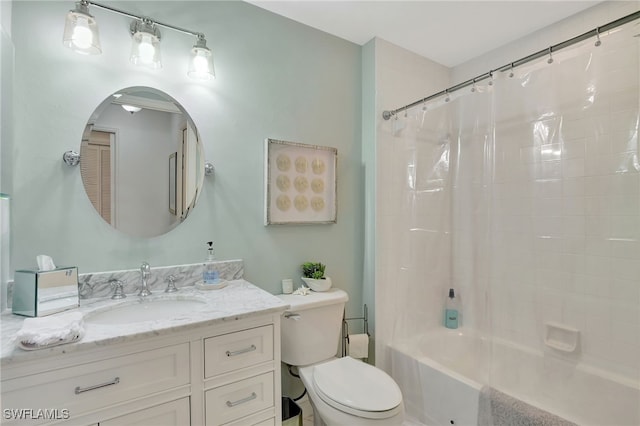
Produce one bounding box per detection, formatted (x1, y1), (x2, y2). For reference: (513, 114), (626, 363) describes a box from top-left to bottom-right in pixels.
(312, 356), (403, 420)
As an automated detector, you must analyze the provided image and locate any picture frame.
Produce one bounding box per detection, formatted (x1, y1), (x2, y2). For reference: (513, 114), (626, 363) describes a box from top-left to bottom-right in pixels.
(264, 138), (337, 225)
(169, 152), (177, 215)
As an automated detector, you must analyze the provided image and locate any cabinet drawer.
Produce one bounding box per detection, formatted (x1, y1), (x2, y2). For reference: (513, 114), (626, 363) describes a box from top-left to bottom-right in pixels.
(252, 418), (276, 426)
(204, 325), (273, 378)
(205, 372), (274, 426)
(101, 397), (190, 426)
(2, 343), (189, 421)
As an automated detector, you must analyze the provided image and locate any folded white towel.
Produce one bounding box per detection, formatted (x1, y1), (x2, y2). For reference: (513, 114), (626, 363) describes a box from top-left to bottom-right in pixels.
(15, 311), (85, 351)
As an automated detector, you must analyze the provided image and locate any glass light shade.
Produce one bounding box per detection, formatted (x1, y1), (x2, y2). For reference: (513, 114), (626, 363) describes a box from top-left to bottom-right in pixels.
(130, 30), (162, 69)
(121, 105), (142, 113)
(188, 45), (215, 81)
(62, 7), (101, 55)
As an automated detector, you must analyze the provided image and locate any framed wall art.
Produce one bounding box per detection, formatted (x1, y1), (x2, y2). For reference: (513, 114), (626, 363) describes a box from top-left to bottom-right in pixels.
(264, 138), (337, 225)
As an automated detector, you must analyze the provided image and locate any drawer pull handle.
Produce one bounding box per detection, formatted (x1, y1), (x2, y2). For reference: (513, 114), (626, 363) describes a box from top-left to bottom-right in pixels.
(284, 312), (301, 320)
(226, 392), (257, 407)
(226, 344), (256, 357)
(74, 377), (120, 394)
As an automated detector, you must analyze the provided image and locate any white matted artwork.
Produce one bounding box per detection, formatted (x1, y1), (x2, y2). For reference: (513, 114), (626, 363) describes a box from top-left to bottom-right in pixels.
(264, 139), (337, 225)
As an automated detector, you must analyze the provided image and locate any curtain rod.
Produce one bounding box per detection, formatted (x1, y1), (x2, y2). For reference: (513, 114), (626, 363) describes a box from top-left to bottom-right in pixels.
(382, 10), (640, 120)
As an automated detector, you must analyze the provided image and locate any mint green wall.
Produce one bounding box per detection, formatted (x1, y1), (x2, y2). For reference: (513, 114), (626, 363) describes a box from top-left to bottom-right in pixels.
(1, 0), (13, 196)
(8, 1), (363, 314)
(0, 0), (14, 311)
(361, 40), (376, 352)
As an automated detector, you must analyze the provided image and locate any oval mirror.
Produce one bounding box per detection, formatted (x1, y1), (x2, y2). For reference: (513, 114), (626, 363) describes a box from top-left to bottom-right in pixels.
(80, 86), (205, 238)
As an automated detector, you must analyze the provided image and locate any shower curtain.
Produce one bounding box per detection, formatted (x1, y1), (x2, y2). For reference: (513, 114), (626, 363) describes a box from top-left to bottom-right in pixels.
(380, 19), (639, 425)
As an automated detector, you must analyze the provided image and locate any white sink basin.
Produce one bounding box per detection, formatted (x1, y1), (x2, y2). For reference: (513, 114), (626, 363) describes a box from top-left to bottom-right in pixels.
(86, 297), (207, 325)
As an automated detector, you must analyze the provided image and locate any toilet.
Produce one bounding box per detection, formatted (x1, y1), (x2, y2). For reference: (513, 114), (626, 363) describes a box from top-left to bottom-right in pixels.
(278, 289), (404, 426)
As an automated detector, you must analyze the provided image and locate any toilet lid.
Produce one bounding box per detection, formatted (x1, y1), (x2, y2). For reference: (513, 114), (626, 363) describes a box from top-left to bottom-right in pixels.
(312, 356), (402, 419)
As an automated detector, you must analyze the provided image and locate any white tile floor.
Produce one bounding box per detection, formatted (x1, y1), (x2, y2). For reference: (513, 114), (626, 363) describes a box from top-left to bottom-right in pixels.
(295, 394), (315, 426)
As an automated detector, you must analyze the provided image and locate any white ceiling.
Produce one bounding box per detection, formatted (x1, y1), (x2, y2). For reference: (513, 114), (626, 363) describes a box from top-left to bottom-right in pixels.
(246, 1), (601, 67)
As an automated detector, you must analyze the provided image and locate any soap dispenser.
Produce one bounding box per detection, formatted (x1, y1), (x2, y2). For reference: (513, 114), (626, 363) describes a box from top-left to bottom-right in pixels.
(203, 241), (219, 284)
(444, 288), (460, 329)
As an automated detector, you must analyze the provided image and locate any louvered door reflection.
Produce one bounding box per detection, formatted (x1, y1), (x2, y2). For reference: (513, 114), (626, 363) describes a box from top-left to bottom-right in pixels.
(81, 130), (113, 224)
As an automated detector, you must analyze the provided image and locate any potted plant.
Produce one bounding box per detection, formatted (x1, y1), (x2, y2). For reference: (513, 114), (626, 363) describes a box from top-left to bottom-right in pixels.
(301, 262), (332, 292)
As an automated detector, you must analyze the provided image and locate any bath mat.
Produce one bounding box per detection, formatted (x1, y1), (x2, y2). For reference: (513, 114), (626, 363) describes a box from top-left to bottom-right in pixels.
(478, 386), (577, 426)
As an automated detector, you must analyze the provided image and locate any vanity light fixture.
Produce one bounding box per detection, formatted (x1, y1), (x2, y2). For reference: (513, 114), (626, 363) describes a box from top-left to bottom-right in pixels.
(62, 0), (215, 80)
(62, 0), (101, 55)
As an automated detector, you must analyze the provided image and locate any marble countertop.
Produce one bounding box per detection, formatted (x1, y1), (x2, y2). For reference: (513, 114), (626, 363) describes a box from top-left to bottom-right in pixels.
(1, 280), (289, 365)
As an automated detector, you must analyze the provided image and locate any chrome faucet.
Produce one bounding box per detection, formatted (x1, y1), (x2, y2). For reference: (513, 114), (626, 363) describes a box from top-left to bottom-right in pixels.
(139, 262), (152, 296)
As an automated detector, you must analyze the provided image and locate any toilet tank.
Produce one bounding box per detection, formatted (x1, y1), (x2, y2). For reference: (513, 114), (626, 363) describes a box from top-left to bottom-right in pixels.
(277, 289), (349, 366)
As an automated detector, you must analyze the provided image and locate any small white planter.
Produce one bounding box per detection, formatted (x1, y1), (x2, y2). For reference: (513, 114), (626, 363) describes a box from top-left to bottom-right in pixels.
(301, 276), (332, 292)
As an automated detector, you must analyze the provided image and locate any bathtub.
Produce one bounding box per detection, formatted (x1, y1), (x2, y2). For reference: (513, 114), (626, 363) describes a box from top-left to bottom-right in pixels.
(390, 328), (640, 426)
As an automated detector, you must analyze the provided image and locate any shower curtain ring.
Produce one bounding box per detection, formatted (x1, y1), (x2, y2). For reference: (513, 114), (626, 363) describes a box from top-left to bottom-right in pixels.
(547, 47), (554, 64)
(488, 71), (494, 86)
(595, 27), (602, 47)
(509, 63), (515, 78)
(444, 89), (450, 103)
(471, 78), (476, 93)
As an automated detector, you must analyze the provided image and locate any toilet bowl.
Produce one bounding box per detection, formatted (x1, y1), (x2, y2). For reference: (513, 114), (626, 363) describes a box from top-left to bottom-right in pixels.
(299, 357), (404, 426)
(278, 289), (404, 426)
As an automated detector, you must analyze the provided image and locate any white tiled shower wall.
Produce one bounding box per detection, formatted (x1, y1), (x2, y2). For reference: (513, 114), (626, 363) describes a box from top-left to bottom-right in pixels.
(452, 15), (639, 383)
(375, 0), (639, 381)
(485, 35), (640, 379)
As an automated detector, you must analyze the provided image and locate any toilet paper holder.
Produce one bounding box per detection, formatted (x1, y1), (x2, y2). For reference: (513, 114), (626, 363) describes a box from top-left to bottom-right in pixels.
(341, 304), (369, 358)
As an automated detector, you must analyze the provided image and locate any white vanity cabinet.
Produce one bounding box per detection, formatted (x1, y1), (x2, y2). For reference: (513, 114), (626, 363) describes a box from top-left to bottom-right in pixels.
(203, 325), (276, 425)
(99, 397), (191, 426)
(0, 313), (282, 426)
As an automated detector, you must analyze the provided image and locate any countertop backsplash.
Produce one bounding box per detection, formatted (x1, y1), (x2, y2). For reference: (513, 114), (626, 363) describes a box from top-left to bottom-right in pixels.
(5, 260), (244, 308)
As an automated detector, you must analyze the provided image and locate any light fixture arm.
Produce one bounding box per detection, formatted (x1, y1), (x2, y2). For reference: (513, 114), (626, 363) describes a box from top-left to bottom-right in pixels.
(130, 19), (161, 40)
(76, 0), (92, 17)
(193, 34), (208, 49)
(84, 0), (204, 38)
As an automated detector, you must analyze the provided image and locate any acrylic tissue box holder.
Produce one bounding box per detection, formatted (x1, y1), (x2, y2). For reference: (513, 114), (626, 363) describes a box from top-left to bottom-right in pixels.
(12, 267), (79, 317)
